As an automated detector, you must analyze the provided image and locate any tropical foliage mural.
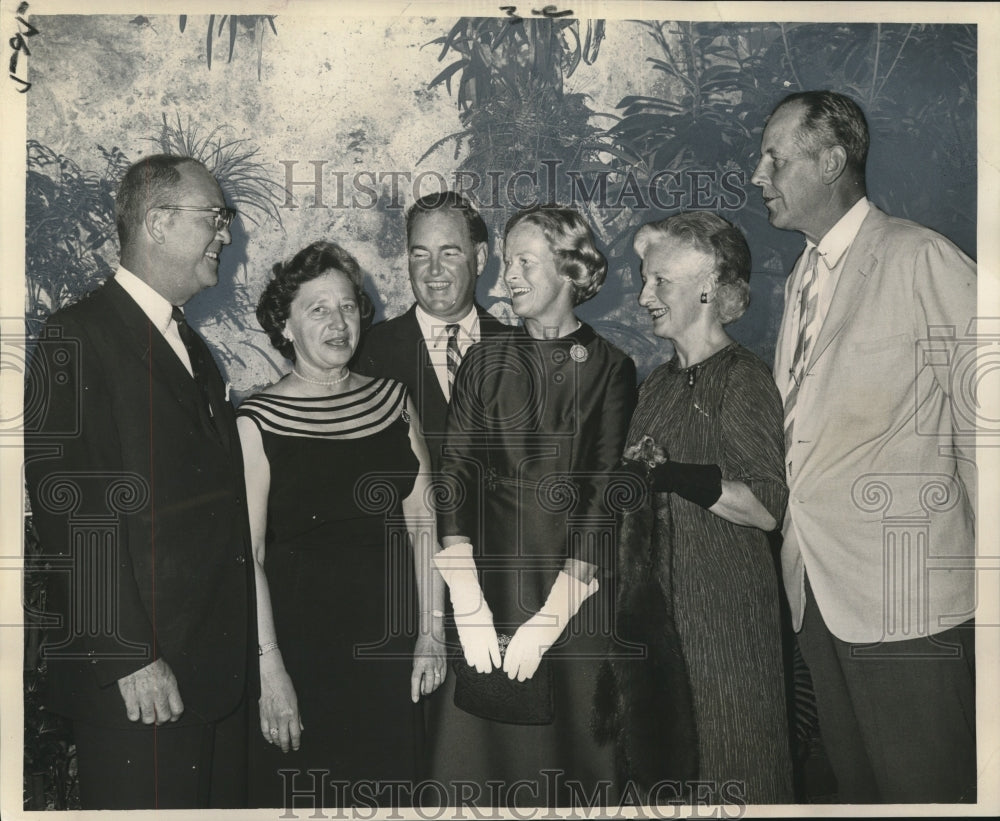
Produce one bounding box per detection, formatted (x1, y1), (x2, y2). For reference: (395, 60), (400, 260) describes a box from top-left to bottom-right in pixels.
(19, 12), (976, 809)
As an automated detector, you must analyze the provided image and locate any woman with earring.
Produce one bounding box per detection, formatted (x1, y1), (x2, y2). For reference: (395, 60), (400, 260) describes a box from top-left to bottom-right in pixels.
(429, 206), (637, 806)
(236, 240), (446, 807)
(615, 212), (792, 802)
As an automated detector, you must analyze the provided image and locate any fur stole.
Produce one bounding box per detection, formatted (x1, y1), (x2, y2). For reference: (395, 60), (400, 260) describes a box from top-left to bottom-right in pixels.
(593, 471), (699, 799)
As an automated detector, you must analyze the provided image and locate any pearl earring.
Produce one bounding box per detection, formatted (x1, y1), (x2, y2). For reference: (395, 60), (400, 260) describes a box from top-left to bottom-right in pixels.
(700, 292), (709, 303)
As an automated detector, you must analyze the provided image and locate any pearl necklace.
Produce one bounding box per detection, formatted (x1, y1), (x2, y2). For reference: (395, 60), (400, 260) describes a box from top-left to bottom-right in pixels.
(292, 367), (351, 386)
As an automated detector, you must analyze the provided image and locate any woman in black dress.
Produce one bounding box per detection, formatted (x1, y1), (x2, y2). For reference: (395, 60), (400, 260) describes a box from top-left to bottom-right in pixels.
(617, 212), (792, 802)
(237, 241), (447, 808)
(429, 206), (637, 806)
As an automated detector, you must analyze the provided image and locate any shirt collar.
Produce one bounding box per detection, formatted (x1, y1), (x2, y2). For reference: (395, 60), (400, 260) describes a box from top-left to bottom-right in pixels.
(813, 198), (870, 270)
(414, 303), (479, 347)
(114, 266), (176, 334)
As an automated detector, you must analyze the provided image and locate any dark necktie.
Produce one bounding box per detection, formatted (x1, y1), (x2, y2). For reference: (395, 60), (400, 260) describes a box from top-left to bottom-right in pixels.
(445, 323), (461, 400)
(172, 306), (218, 426)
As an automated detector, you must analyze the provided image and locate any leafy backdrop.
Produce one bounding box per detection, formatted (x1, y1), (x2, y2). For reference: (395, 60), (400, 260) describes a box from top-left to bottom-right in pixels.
(20, 13), (976, 809)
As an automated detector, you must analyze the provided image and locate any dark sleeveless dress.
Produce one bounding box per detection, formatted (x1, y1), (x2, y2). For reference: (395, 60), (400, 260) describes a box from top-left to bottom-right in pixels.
(238, 378), (421, 808)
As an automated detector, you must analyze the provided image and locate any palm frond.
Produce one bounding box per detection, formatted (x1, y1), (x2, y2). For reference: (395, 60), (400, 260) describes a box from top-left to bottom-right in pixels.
(146, 113), (285, 229)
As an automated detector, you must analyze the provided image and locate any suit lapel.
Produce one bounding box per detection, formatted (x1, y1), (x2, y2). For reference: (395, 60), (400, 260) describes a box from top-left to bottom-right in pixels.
(400, 306), (446, 412)
(103, 279), (193, 395)
(103, 279), (227, 446)
(805, 208), (883, 372)
(403, 303), (506, 432)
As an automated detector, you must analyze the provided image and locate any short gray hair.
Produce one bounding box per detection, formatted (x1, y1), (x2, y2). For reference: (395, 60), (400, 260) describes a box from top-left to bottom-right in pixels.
(634, 211), (751, 325)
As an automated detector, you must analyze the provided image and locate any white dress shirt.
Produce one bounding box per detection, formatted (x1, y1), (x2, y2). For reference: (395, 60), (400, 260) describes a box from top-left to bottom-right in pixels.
(783, 198), (870, 392)
(414, 304), (481, 401)
(114, 266), (193, 377)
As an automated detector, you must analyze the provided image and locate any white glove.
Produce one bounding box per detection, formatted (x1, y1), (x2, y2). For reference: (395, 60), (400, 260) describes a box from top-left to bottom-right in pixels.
(503, 571), (599, 682)
(433, 542), (501, 674)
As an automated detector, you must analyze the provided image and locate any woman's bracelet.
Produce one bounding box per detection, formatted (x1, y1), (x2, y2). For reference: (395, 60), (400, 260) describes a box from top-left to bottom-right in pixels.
(258, 642), (280, 656)
(420, 610), (445, 619)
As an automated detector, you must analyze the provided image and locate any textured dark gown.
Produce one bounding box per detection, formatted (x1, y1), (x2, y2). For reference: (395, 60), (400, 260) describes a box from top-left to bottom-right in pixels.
(238, 378), (421, 808)
(430, 323), (637, 806)
(625, 343), (793, 803)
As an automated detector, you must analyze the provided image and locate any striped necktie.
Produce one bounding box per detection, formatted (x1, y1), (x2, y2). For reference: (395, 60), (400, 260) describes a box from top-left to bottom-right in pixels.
(445, 323), (461, 399)
(784, 247), (820, 454)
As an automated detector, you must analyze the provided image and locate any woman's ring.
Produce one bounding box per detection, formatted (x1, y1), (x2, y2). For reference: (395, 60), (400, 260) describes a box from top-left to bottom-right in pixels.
(269, 728), (279, 737)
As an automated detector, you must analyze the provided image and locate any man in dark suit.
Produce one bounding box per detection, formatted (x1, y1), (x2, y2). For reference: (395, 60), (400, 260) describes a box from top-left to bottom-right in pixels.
(752, 91), (977, 802)
(25, 155), (257, 809)
(355, 191), (507, 470)
(354, 192), (506, 780)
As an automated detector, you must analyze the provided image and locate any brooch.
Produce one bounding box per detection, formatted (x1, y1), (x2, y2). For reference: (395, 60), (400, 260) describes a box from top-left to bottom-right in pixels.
(569, 344), (588, 363)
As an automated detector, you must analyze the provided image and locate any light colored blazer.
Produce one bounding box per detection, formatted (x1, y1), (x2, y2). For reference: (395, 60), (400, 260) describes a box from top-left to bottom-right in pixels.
(774, 205), (977, 643)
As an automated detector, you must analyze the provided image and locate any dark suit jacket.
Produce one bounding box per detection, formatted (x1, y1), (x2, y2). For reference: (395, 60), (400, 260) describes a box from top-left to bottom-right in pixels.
(25, 277), (257, 728)
(354, 302), (508, 469)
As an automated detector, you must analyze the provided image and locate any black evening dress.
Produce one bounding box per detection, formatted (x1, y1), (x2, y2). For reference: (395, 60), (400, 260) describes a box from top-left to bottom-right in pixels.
(238, 378), (421, 808)
(429, 323), (637, 807)
(625, 343), (793, 803)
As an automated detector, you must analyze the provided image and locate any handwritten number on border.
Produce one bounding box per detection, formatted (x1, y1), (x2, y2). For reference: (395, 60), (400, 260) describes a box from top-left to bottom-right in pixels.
(500, 5), (575, 24)
(10, 3), (38, 93)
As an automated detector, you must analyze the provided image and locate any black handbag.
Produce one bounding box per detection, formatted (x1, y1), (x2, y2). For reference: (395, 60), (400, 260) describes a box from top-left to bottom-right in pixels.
(452, 633), (554, 724)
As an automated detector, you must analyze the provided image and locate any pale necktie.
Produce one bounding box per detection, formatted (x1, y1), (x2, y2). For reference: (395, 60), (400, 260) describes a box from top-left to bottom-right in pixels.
(784, 247), (820, 454)
(445, 323), (461, 399)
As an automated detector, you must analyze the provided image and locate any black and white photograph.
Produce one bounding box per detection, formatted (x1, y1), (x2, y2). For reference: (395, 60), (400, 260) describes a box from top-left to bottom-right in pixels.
(1, 0), (997, 817)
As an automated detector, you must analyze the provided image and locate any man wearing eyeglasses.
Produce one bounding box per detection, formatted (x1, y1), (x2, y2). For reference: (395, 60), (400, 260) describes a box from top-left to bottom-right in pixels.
(25, 155), (256, 809)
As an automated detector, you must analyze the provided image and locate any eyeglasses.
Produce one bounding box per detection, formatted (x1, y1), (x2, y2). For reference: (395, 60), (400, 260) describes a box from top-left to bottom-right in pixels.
(153, 205), (237, 232)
